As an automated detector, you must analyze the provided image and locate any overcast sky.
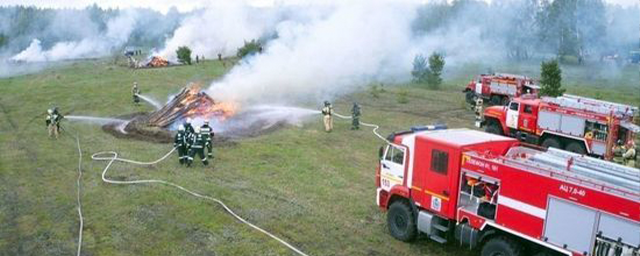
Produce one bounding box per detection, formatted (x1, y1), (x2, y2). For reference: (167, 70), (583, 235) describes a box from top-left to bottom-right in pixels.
(1, 0), (638, 13)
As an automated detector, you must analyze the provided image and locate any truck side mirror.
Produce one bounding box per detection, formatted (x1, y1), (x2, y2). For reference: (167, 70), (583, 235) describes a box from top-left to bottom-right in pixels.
(379, 146), (385, 159)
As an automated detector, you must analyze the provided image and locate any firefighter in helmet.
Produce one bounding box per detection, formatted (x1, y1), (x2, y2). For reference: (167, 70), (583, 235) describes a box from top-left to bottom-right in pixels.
(351, 102), (361, 130)
(132, 82), (141, 105)
(622, 140), (636, 167)
(321, 101), (333, 132)
(45, 107), (64, 139)
(613, 140), (626, 165)
(186, 126), (208, 167)
(474, 98), (484, 128)
(200, 120), (215, 159)
(174, 125), (188, 165)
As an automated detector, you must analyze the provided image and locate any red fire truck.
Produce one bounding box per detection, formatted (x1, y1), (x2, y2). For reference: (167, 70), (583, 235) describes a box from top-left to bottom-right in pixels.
(376, 128), (639, 256)
(463, 73), (539, 106)
(482, 94), (639, 160)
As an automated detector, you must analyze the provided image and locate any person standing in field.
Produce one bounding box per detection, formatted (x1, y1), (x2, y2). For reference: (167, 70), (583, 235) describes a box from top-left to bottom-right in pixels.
(132, 82), (140, 106)
(200, 120), (215, 159)
(322, 101), (333, 132)
(351, 102), (361, 130)
(45, 107), (63, 139)
(174, 125), (188, 165)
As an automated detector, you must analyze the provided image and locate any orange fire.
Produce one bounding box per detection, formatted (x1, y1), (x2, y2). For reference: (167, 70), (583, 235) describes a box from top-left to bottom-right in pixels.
(147, 56), (169, 67)
(146, 83), (239, 128)
(178, 84), (238, 121)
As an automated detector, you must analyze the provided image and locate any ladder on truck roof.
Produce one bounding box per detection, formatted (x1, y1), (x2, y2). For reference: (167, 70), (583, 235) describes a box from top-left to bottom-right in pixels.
(504, 147), (640, 200)
(493, 73), (529, 80)
(541, 94), (638, 118)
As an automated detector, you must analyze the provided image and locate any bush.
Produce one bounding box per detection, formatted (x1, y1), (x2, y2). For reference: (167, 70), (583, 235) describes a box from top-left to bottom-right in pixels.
(237, 39), (262, 59)
(558, 55), (580, 65)
(176, 46), (192, 65)
(412, 52), (445, 89)
(397, 89), (409, 104)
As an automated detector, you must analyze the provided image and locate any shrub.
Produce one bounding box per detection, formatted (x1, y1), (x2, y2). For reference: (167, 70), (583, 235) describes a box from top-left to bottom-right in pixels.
(176, 46), (192, 65)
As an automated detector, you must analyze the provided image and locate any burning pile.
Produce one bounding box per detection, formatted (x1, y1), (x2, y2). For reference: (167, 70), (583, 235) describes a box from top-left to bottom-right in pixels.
(146, 84), (237, 128)
(146, 56), (170, 67)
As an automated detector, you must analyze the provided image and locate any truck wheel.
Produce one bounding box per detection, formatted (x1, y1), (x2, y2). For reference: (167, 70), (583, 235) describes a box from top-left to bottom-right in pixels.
(541, 137), (562, 149)
(490, 95), (502, 106)
(485, 122), (503, 136)
(466, 91), (477, 104)
(481, 236), (522, 256)
(387, 201), (417, 242)
(565, 141), (586, 155)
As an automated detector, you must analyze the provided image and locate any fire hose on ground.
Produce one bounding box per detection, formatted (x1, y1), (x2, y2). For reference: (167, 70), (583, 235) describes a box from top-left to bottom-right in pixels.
(62, 109), (388, 256)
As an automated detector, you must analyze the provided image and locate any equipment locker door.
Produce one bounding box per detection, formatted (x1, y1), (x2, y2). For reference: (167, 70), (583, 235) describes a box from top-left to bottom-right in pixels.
(506, 101), (519, 129)
(423, 146), (452, 215)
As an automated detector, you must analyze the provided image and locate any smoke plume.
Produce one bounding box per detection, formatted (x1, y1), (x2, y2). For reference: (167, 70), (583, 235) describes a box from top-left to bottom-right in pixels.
(10, 10), (139, 62)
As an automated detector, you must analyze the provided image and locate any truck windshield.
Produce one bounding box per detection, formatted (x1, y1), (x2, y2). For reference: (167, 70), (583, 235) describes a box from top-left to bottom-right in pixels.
(385, 146), (405, 165)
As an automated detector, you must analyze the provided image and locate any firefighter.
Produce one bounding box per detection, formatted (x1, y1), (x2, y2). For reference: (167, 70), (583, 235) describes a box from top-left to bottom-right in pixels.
(613, 140), (626, 164)
(200, 120), (215, 159)
(351, 102), (361, 130)
(186, 127), (208, 167)
(45, 108), (64, 139)
(622, 141), (636, 167)
(474, 98), (484, 128)
(132, 82), (140, 105)
(174, 125), (188, 165)
(321, 101), (333, 132)
(184, 118), (195, 136)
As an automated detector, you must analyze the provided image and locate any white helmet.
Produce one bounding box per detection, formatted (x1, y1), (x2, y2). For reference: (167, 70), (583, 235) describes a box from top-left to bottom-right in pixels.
(194, 126), (201, 133)
(47, 109), (53, 114)
(204, 120), (209, 125)
(186, 118), (192, 124)
(178, 125), (185, 131)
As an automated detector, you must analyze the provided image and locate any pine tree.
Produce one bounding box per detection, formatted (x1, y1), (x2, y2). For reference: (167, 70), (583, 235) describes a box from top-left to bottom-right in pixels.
(539, 60), (565, 97)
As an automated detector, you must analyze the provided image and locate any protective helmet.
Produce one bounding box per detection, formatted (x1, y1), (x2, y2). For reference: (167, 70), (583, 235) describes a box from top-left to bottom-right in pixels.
(476, 98), (483, 104)
(195, 126), (201, 133)
(324, 101), (330, 106)
(133, 81), (138, 85)
(47, 109), (53, 114)
(204, 120), (209, 125)
(186, 118), (192, 124)
(178, 125), (185, 131)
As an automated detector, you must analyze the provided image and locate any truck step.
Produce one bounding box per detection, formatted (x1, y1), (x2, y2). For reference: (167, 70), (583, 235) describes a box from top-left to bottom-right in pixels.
(429, 235), (447, 244)
(433, 223), (449, 232)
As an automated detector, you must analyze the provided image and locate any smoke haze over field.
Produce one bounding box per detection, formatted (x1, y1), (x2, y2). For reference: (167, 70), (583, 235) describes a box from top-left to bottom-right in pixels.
(10, 10), (138, 62)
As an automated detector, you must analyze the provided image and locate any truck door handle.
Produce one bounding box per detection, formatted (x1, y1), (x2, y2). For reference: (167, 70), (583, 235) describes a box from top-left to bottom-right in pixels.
(382, 163), (389, 169)
(442, 190), (449, 197)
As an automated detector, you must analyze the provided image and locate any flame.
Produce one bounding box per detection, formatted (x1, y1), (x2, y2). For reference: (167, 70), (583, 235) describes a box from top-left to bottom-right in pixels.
(179, 84), (238, 121)
(147, 56), (169, 67)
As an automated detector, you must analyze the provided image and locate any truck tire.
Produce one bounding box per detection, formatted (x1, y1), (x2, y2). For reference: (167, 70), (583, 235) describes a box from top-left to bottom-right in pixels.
(481, 236), (523, 256)
(466, 91), (477, 104)
(485, 122), (503, 136)
(565, 141), (587, 155)
(490, 95), (502, 106)
(387, 200), (417, 242)
(541, 137), (562, 149)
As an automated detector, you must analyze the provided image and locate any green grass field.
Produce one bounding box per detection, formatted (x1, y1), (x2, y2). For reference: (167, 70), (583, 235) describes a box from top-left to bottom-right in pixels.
(0, 58), (638, 255)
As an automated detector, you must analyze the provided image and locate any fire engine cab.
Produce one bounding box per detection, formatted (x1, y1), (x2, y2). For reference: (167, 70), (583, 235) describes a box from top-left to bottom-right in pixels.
(376, 128), (639, 256)
(482, 94), (639, 160)
(463, 73), (540, 106)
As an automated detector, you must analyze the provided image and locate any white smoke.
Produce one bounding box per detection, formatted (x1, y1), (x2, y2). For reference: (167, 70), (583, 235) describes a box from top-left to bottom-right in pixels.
(206, 2), (421, 104)
(10, 10), (139, 62)
(156, 2), (281, 61)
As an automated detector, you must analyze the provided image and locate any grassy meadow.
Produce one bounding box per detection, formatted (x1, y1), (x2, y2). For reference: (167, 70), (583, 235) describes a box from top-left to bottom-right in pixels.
(0, 57), (638, 255)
